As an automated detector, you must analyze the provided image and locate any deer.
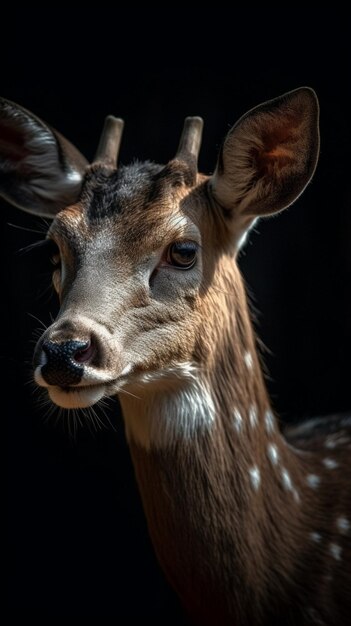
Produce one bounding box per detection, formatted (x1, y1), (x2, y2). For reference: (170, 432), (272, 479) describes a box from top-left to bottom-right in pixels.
(1, 88), (350, 625)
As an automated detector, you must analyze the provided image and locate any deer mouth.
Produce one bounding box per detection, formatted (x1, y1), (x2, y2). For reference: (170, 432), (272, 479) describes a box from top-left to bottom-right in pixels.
(35, 361), (133, 409)
(47, 383), (106, 409)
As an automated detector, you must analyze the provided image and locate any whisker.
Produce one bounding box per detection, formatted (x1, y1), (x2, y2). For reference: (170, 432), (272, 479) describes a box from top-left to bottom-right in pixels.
(7, 222), (47, 235)
(96, 399), (116, 431)
(85, 406), (101, 433)
(89, 405), (105, 430)
(27, 312), (48, 331)
(118, 386), (141, 400)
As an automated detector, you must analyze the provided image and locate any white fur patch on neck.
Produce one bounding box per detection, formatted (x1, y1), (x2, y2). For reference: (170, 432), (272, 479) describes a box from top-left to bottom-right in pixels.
(121, 363), (216, 450)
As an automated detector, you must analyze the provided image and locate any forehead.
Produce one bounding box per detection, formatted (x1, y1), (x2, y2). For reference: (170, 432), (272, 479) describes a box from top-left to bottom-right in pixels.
(81, 161), (164, 221)
(51, 161), (202, 249)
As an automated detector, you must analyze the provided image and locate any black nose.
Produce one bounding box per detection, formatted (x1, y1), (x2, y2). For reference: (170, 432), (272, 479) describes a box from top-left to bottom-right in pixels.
(41, 340), (90, 386)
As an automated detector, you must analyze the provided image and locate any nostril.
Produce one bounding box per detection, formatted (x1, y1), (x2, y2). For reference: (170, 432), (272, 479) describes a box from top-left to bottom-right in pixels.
(40, 339), (89, 387)
(73, 340), (95, 364)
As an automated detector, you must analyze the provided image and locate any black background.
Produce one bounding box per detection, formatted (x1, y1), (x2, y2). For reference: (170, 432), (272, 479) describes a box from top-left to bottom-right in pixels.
(4, 8), (350, 621)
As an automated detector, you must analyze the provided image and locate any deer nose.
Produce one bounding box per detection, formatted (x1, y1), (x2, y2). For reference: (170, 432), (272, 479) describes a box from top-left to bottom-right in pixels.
(40, 339), (94, 386)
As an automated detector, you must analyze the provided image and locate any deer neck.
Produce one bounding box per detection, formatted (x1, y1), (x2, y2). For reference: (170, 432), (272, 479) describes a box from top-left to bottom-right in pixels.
(119, 275), (312, 623)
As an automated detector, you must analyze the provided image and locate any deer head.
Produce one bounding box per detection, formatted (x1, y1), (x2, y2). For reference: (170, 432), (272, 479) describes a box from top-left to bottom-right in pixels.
(0, 89), (319, 412)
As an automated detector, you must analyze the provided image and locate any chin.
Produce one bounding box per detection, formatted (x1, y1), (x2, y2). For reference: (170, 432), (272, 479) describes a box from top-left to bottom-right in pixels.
(47, 385), (106, 409)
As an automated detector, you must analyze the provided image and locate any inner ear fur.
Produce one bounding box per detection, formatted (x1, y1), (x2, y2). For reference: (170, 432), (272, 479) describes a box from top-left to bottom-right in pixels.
(210, 87), (320, 218)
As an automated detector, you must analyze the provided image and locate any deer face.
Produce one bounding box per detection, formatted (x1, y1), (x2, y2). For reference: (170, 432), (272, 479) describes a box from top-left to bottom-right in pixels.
(0, 89), (319, 409)
(36, 163), (213, 408)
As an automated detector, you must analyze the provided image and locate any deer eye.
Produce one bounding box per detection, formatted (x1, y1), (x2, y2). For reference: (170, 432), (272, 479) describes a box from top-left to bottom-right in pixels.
(166, 241), (198, 269)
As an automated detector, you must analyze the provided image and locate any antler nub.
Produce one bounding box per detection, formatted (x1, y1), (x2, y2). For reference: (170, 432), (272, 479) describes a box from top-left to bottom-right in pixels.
(94, 115), (124, 167)
(176, 116), (204, 166)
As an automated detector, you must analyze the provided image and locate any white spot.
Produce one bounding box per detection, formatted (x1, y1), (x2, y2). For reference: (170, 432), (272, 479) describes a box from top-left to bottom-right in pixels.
(135, 362), (198, 385)
(233, 408), (243, 433)
(329, 543), (342, 561)
(325, 435), (350, 449)
(310, 532), (322, 543)
(264, 409), (275, 434)
(306, 474), (321, 489)
(122, 364), (216, 450)
(244, 351), (253, 370)
(325, 437), (337, 449)
(267, 443), (279, 466)
(293, 489), (300, 504)
(67, 169), (82, 183)
(281, 468), (293, 491)
(323, 458), (339, 470)
(120, 363), (133, 377)
(249, 466), (261, 491)
(286, 416), (334, 437)
(336, 516), (350, 534)
(249, 404), (258, 429)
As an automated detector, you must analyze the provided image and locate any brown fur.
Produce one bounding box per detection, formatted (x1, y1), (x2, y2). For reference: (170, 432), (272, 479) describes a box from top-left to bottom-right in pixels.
(122, 259), (351, 624)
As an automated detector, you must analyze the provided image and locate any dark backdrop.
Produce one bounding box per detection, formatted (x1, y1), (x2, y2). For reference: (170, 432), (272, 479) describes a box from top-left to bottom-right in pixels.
(4, 8), (350, 621)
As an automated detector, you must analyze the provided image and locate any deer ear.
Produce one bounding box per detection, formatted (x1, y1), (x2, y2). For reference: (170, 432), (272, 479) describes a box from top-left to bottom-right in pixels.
(210, 88), (320, 222)
(0, 97), (88, 218)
